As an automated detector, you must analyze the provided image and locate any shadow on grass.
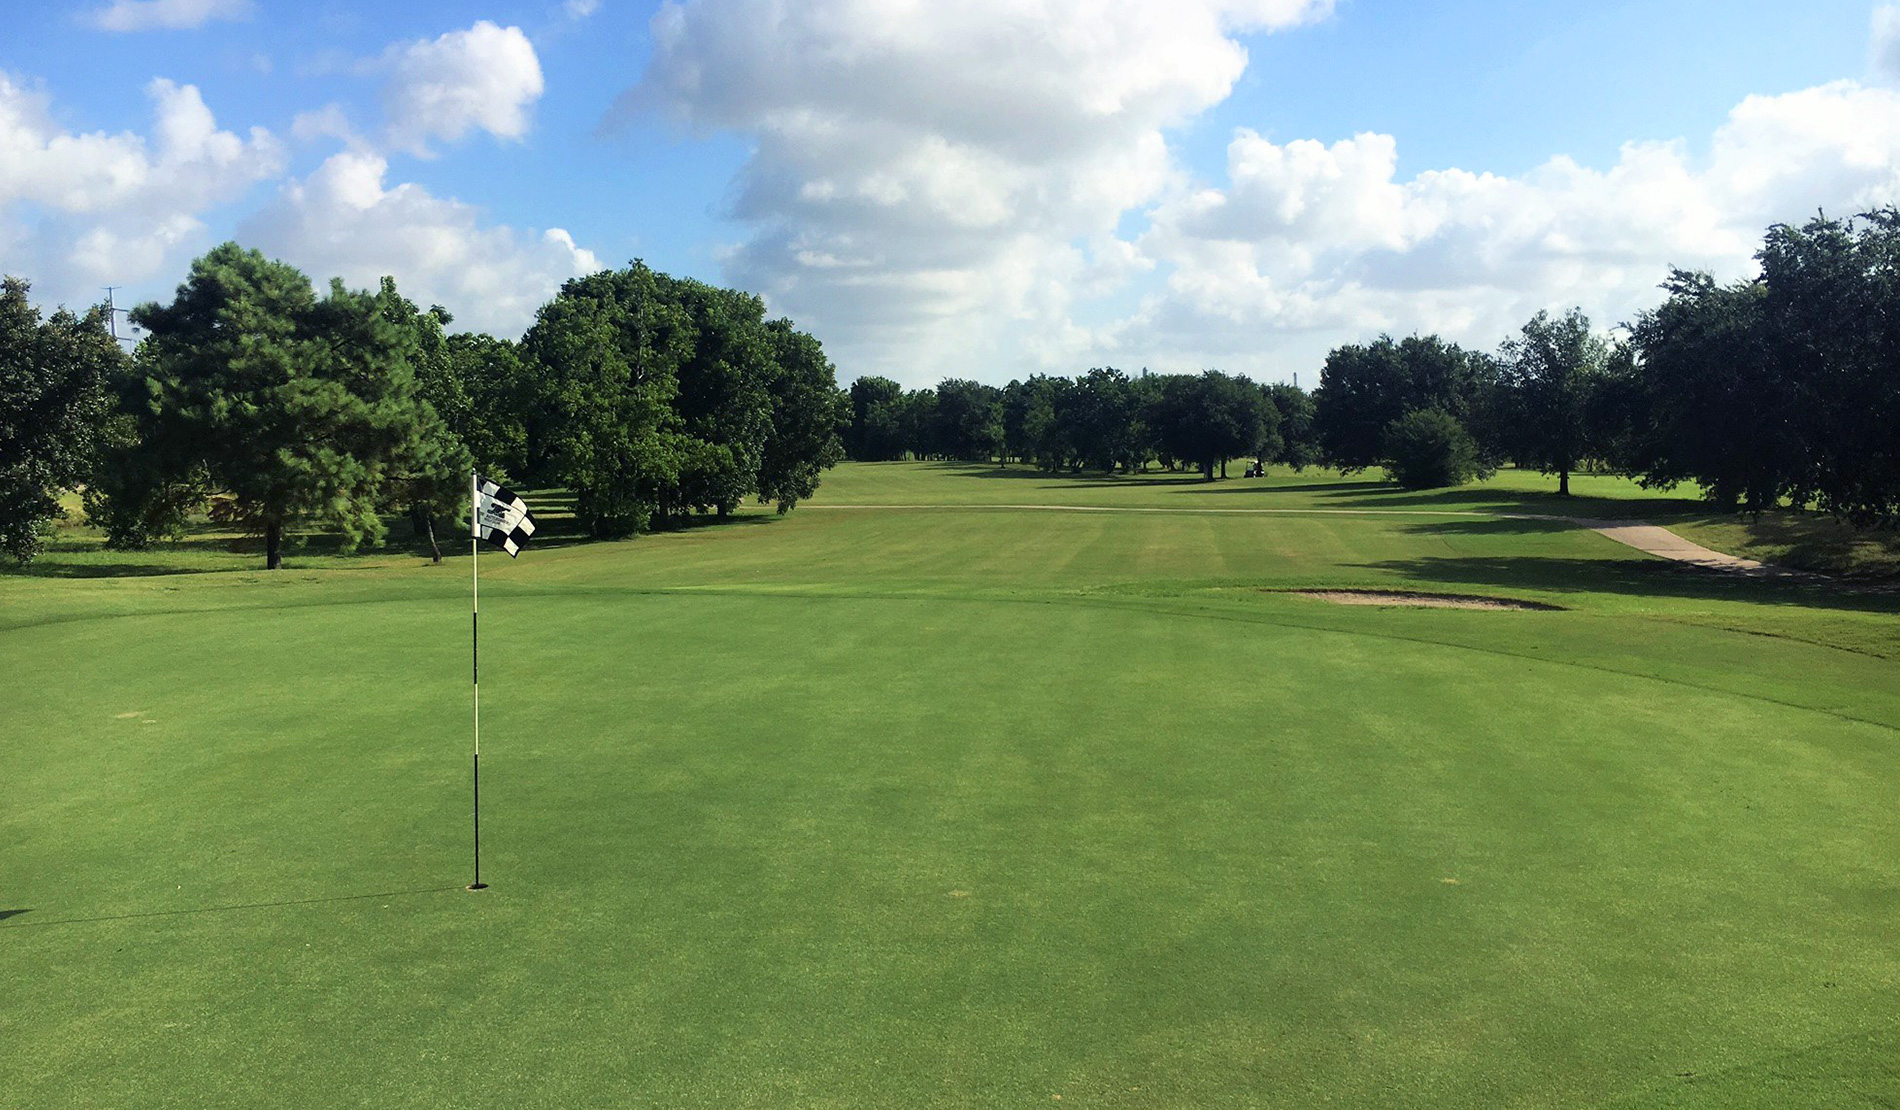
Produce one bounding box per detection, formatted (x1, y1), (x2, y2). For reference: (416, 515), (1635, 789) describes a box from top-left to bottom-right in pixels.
(1, 560), (215, 579)
(1406, 518), (1590, 536)
(917, 461), (1213, 488)
(1356, 555), (1900, 614)
(4, 492), (786, 579)
(0, 909), (28, 922)
(0, 886), (463, 929)
(1696, 513), (1900, 579)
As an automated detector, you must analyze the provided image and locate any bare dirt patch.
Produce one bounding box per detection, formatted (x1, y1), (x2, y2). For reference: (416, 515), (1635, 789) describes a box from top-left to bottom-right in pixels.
(1284, 590), (1564, 611)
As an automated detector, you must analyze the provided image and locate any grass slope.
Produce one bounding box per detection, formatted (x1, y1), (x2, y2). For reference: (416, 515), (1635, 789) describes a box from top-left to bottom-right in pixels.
(3, 463), (1897, 1107)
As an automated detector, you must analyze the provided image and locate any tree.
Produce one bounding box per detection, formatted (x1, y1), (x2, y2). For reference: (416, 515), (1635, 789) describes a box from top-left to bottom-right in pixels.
(1758, 211), (1900, 526)
(1623, 271), (1790, 511)
(524, 261), (844, 534)
(522, 264), (688, 538)
(1145, 371), (1268, 480)
(1381, 408), (1481, 490)
(102, 244), (436, 568)
(437, 332), (531, 479)
(0, 277), (121, 561)
(1313, 335), (1491, 471)
(1265, 382), (1320, 470)
(933, 378), (1004, 461)
(756, 320), (845, 512)
(1496, 309), (1609, 496)
(846, 375), (905, 460)
(372, 279), (473, 563)
(666, 277), (774, 517)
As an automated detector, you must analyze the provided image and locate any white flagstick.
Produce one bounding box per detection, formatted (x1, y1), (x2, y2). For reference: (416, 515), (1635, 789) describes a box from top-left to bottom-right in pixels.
(470, 471), (486, 890)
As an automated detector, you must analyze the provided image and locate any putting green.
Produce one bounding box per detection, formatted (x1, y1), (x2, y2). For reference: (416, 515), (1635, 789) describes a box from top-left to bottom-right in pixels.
(3, 463), (1897, 1107)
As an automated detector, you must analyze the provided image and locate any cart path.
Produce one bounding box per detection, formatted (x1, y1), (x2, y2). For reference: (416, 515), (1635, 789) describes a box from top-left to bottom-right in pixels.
(804, 503), (1809, 577)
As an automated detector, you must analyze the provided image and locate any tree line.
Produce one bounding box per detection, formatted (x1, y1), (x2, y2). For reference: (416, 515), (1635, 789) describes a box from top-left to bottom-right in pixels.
(6, 211), (1897, 568)
(843, 212), (1900, 529)
(846, 369), (1317, 480)
(3, 244), (844, 567)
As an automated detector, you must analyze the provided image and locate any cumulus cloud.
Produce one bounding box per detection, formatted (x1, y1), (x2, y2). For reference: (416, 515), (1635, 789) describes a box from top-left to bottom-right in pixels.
(623, 0), (1900, 385)
(624, 0), (1334, 382)
(1875, 4), (1900, 83)
(84, 0), (252, 32)
(239, 151), (601, 335)
(0, 72), (283, 302)
(380, 21), (544, 155)
(1126, 80), (1900, 372)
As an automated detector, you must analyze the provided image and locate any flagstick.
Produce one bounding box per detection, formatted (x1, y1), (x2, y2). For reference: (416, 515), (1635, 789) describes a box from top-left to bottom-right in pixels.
(469, 471), (487, 891)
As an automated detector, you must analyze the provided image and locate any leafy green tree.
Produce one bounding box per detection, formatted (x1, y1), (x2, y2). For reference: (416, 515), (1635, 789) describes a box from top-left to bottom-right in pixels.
(1145, 371), (1268, 480)
(932, 378), (1004, 461)
(756, 320), (845, 512)
(525, 261), (844, 533)
(436, 332), (531, 478)
(1496, 309), (1609, 496)
(102, 244), (435, 568)
(0, 277), (122, 561)
(1313, 335), (1491, 471)
(522, 264), (688, 537)
(1623, 271), (1790, 510)
(846, 375), (905, 460)
(1265, 381), (1320, 470)
(1759, 211), (1900, 526)
(898, 387), (938, 459)
(372, 279), (474, 562)
(1381, 408), (1482, 490)
(667, 278), (774, 517)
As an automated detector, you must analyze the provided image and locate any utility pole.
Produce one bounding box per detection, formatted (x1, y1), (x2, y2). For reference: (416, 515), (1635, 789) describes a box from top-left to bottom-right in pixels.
(102, 287), (140, 345)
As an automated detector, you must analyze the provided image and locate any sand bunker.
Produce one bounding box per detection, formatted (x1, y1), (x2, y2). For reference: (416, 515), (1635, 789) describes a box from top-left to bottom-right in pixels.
(1286, 590), (1562, 611)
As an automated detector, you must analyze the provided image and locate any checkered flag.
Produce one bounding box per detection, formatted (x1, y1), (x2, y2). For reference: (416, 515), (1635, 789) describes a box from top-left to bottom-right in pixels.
(472, 476), (536, 557)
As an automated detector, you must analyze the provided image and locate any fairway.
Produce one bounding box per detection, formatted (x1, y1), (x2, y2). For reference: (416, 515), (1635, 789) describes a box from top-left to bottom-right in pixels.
(5, 463), (1899, 1107)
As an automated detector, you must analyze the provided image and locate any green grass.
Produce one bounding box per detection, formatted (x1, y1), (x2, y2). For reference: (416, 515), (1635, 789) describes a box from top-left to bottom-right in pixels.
(4, 463), (1898, 1106)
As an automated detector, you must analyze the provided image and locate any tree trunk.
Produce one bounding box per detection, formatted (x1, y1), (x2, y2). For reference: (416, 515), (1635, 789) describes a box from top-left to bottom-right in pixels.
(265, 518), (283, 570)
(1220, 458), (1228, 479)
(410, 503), (443, 563)
(1201, 460), (1214, 481)
(1558, 468), (1571, 496)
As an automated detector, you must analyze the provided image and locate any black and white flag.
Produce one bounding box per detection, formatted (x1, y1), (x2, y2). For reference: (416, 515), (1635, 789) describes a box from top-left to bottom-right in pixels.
(473, 477), (536, 557)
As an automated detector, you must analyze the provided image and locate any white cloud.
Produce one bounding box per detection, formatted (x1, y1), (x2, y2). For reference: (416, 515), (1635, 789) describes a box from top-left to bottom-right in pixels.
(1874, 4), (1900, 83)
(624, 1), (1900, 385)
(624, 0), (1334, 383)
(85, 0), (252, 32)
(0, 72), (283, 302)
(1124, 80), (1900, 373)
(565, 0), (603, 19)
(380, 21), (544, 155)
(239, 151), (601, 335)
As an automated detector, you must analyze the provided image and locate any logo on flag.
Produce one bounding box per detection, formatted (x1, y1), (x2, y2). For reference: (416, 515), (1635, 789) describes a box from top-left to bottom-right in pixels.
(473, 477), (536, 557)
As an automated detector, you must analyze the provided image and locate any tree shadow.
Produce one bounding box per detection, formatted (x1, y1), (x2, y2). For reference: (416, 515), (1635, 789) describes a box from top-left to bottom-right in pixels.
(0, 560), (213, 579)
(1703, 513), (1900, 580)
(918, 461), (1214, 488)
(0, 909), (28, 923)
(0, 886), (461, 930)
(1406, 518), (1591, 536)
(1176, 479), (1390, 496)
(1353, 555), (1899, 614)
(1316, 486), (1709, 517)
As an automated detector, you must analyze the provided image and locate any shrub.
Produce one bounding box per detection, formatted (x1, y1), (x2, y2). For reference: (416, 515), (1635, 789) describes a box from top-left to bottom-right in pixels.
(1381, 409), (1481, 490)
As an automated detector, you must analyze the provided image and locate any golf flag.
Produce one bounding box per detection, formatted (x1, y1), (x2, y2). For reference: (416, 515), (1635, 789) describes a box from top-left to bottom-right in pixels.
(472, 477), (536, 557)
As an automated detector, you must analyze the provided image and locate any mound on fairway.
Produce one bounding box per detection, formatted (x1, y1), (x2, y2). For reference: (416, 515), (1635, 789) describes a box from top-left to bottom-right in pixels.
(3, 463), (1897, 1108)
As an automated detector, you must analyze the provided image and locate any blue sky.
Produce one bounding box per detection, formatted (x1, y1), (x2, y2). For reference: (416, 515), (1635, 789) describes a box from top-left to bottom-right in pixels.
(3, 0), (1897, 384)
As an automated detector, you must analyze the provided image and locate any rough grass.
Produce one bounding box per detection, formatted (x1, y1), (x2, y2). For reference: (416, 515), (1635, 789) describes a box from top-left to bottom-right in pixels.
(3, 462), (1897, 1107)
